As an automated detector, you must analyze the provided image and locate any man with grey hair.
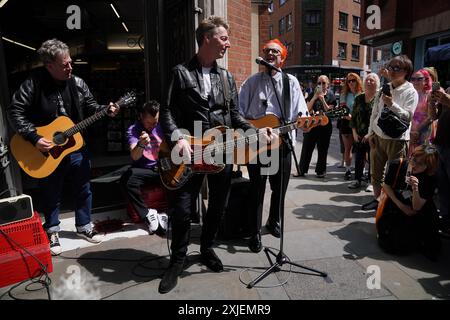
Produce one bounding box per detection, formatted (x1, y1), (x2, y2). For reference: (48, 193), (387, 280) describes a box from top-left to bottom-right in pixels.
(7, 39), (119, 255)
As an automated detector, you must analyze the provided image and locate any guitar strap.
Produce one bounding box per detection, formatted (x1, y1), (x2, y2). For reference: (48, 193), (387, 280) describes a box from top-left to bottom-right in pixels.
(281, 72), (291, 126)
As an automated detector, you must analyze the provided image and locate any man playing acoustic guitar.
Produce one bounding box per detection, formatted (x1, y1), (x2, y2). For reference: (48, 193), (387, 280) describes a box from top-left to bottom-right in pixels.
(239, 39), (308, 253)
(7, 39), (119, 256)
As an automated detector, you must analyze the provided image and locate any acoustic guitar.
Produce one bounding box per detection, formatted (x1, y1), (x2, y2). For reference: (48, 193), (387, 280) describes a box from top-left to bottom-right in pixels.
(10, 92), (136, 179)
(158, 114), (329, 190)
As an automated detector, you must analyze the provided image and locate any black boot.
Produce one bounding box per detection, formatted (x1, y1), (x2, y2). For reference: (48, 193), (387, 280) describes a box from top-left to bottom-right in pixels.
(158, 261), (184, 294)
(200, 248), (223, 272)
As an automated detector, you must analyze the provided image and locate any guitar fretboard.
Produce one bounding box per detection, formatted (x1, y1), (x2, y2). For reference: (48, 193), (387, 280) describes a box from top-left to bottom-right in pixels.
(63, 108), (109, 137)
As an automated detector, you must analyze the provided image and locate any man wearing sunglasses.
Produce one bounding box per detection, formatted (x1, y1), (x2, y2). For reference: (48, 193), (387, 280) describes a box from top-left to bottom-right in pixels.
(239, 39), (308, 253)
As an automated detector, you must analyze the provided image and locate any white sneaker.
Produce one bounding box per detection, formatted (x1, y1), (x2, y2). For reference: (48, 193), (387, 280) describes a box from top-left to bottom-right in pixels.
(157, 213), (169, 232)
(146, 209), (159, 234)
(47, 232), (62, 256)
(76, 229), (104, 244)
(365, 184), (374, 193)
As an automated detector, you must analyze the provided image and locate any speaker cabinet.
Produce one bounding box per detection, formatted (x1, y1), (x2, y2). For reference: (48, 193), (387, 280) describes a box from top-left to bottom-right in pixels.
(0, 195), (34, 226)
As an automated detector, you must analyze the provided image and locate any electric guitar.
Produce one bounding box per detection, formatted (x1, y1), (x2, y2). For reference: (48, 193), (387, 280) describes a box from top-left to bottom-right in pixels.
(325, 105), (350, 119)
(10, 92), (136, 178)
(158, 114), (329, 190)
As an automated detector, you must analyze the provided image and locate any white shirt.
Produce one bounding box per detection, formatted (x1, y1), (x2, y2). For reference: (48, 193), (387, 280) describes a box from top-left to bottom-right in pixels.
(202, 67), (213, 107)
(238, 72), (308, 122)
(368, 81), (419, 140)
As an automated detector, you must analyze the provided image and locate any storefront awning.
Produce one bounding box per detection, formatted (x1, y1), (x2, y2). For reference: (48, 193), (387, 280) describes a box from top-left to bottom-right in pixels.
(425, 43), (450, 64)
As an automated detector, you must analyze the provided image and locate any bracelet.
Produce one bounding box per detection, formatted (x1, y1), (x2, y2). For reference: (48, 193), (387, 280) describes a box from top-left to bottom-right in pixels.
(137, 143), (146, 149)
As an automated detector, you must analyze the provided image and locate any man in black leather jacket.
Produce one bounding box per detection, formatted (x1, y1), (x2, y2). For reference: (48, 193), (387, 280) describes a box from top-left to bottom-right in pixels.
(158, 16), (273, 294)
(7, 39), (119, 256)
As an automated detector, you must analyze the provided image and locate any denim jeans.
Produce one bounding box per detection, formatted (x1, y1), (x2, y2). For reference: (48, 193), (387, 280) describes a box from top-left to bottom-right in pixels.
(39, 150), (92, 233)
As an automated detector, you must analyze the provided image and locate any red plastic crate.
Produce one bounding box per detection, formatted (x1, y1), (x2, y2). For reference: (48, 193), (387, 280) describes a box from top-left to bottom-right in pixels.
(0, 212), (53, 288)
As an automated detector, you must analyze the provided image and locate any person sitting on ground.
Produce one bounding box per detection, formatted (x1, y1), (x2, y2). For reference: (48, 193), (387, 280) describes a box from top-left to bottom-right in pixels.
(120, 100), (168, 235)
(376, 144), (441, 261)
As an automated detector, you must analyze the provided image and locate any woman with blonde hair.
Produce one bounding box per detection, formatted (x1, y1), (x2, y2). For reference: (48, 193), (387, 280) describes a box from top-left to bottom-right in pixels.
(339, 72), (363, 180)
(348, 73), (380, 189)
(297, 75), (337, 177)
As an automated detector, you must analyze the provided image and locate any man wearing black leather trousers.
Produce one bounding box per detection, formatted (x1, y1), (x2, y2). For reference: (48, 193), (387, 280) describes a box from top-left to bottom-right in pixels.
(158, 16), (273, 294)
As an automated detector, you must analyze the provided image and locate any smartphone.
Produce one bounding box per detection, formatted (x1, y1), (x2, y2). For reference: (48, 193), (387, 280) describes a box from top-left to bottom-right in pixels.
(432, 82), (441, 92)
(315, 86), (322, 94)
(382, 83), (391, 97)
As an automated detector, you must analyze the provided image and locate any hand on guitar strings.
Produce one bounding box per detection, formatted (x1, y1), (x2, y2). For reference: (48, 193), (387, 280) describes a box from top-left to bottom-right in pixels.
(35, 137), (53, 152)
(107, 102), (120, 117)
(259, 127), (278, 145)
(173, 138), (193, 163)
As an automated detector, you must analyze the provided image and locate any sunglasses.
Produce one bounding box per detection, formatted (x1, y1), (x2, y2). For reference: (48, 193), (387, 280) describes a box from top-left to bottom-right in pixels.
(347, 79), (357, 83)
(387, 65), (404, 72)
(263, 48), (281, 56)
(410, 77), (425, 82)
(317, 82), (327, 85)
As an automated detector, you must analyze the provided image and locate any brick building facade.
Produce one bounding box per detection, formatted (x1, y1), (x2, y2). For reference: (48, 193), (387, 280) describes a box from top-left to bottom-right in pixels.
(360, 0), (450, 78)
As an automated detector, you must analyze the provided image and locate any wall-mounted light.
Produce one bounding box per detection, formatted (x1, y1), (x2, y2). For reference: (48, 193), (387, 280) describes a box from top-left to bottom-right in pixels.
(1, 37), (36, 51)
(110, 3), (129, 33)
(0, 0), (9, 9)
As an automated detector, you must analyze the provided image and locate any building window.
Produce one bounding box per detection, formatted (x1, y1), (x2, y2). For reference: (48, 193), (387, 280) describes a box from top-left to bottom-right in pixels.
(352, 16), (360, 33)
(339, 12), (348, 31)
(305, 40), (320, 57)
(268, 1), (274, 14)
(269, 25), (273, 40)
(279, 0), (287, 6)
(352, 45), (360, 61)
(305, 10), (321, 26)
(279, 17), (286, 35)
(287, 13), (293, 31)
(287, 42), (294, 57)
(338, 42), (347, 59)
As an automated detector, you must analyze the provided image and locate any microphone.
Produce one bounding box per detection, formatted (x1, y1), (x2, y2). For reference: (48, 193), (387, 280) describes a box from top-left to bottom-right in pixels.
(255, 57), (281, 73)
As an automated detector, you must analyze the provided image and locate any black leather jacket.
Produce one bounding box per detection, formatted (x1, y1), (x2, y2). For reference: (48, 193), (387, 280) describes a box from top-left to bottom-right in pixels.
(7, 68), (102, 145)
(160, 56), (254, 146)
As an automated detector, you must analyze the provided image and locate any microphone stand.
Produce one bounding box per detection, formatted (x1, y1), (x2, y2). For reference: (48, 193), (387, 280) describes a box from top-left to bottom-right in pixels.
(247, 67), (327, 288)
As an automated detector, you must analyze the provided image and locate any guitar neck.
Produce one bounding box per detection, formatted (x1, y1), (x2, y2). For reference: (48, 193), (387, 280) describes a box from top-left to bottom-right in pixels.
(205, 121), (297, 155)
(63, 108), (109, 137)
(272, 122), (297, 136)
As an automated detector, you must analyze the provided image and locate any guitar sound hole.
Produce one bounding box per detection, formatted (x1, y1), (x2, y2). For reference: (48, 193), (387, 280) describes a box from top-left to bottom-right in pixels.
(53, 132), (67, 145)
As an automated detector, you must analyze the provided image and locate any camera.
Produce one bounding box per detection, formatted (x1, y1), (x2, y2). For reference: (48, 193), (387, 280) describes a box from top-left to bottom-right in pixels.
(382, 83), (391, 97)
